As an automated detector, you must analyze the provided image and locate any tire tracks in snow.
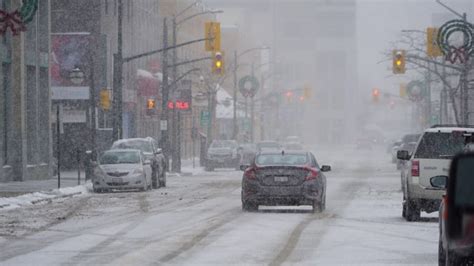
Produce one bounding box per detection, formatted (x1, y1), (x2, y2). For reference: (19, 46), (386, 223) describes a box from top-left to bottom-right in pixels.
(269, 164), (373, 266)
(158, 207), (241, 264)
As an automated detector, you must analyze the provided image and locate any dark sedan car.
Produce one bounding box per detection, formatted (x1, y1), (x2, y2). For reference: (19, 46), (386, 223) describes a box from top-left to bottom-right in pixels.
(241, 151), (331, 213)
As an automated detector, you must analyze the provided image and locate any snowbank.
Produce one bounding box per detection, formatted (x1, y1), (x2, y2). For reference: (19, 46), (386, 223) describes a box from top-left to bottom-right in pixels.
(0, 181), (92, 211)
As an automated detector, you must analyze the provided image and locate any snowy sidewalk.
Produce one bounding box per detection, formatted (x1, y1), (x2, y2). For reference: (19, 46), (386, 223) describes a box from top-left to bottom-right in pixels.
(0, 170), (87, 197)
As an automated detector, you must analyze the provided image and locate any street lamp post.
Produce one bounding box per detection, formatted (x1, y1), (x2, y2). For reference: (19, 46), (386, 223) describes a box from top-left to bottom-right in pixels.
(232, 46), (270, 140)
(170, 8), (222, 173)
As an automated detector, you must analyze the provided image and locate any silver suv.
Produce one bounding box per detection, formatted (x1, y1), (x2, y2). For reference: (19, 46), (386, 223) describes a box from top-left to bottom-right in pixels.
(398, 126), (474, 221)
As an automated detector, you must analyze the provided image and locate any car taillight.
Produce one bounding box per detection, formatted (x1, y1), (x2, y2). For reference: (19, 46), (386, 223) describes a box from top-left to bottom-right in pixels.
(411, 160), (420, 177)
(305, 168), (319, 181)
(442, 196), (448, 220)
(244, 167), (257, 179)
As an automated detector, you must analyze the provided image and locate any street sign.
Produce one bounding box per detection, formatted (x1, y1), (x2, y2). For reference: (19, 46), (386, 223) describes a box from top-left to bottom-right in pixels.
(200, 110), (210, 127)
(239, 75), (260, 98)
(160, 120), (167, 131)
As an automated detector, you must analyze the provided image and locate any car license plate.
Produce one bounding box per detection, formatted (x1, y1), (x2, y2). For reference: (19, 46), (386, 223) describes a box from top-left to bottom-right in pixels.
(112, 178), (123, 183)
(274, 176), (288, 182)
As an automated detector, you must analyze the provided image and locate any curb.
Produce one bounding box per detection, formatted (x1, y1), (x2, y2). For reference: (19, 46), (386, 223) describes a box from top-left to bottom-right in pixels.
(0, 191), (84, 210)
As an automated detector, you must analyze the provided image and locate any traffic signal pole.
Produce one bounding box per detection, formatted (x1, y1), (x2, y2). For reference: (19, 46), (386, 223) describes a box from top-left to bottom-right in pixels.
(171, 17), (179, 173)
(161, 18), (170, 168)
(250, 63), (255, 143)
(112, 0), (123, 141)
(232, 50), (238, 140)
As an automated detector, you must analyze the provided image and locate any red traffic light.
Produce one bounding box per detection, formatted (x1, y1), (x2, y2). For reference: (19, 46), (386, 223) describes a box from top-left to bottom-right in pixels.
(372, 88), (380, 97)
(286, 91), (293, 97)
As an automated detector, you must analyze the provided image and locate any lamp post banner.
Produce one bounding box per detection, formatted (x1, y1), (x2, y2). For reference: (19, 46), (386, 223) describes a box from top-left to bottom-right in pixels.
(51, 33), (91, 100)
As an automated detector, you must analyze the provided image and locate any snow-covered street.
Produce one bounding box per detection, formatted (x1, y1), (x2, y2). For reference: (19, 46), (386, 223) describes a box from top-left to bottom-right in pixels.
(0, 147), (438, 265)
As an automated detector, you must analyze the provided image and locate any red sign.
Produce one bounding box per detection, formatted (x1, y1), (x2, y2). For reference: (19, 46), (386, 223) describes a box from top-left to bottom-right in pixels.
(167, 101), (190, 110)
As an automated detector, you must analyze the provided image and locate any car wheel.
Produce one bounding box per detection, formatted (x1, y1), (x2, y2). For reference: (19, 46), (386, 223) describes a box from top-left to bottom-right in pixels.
(446, 249), (461, 266)
(140, 176), (147, 192)
(152, 169), (158, 189)
(312, 200), (323, 213)
(159, 171), (167, 187)
(402, 201), (407, 218)
(439, 239), (446, 266)
(405, 200), (420, 221)
(242, 201), (258, 212)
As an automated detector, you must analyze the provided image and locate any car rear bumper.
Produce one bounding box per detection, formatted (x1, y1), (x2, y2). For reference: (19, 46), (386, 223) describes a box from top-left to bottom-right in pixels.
(408, 181), (445, 200)
(242, 179), (322, 206)
(207, 157), (239, 167)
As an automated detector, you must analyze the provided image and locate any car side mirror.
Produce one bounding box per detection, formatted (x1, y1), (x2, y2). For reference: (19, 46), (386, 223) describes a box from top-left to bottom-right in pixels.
(397, 150), (410, 160)
(144, 160), (151, 165)
(155, 148), (162, 155)
(240, 164), (250, 171)
(430, 175), (447, 189)
(321, 165), (331, 172)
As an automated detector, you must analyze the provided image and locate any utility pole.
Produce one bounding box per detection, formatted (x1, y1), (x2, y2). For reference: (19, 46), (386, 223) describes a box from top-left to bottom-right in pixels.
(462, 12), (469, 125)
(161, 18), (170, 167)
(250, 63), (255, 142)
(112, 0), (123, 141)
(171, 17), (179, 172)
(232, 50), (238, 139)
(207, 85), (214, 148)
(426, 63), (432, 126)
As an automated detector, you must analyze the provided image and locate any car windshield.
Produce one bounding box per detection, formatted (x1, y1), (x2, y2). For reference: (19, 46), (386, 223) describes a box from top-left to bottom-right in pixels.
(99, 151), (141, 165)
(210, 140), (236, 148)
(256, 154), (308, 166)
(414, 132), (466, 159)
(111, 140), (153, 153)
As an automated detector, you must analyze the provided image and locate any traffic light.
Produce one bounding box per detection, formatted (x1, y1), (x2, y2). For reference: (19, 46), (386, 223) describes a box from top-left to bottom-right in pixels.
(392, 50), (406, 74)
(212, 51), (224, 75)
(205, 22), (221, 52)
(285, 91), (293, 103)
(146, 98), (156, 116)
(372, 88), (380, 103)
(99, 89), (111, 110)
(427, 27), (442, 57)
(303, 86), (312, 99)
(400, 83), (407, 98)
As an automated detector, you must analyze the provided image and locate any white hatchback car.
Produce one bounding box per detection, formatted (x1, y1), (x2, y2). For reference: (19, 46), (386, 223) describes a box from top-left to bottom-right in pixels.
(398, 126), (474, 221)
(92, 149), (152, 192)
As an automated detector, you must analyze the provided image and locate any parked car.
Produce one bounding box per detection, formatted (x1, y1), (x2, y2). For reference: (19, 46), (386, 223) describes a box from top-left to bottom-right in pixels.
(111, 137), (166, 188)
(256, 140), (281, 152)
(240, 150), (331, 213)
(239, 143), (257, 166)
(206, 140), (240, 171)
(92, 149), (152, 192)
(398, 126), (474, 221)
(436, 152), (474, 265)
